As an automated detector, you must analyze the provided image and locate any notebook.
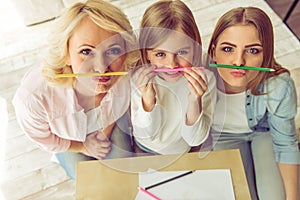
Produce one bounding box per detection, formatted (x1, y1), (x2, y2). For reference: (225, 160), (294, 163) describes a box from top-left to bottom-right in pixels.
(135, 169), (235, 200)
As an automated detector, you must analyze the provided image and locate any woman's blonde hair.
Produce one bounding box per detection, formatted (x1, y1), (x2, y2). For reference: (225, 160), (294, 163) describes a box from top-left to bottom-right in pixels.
(138, 0), (202, 67)
(207, 6), (289, 95)
(42, 0), (139, 86)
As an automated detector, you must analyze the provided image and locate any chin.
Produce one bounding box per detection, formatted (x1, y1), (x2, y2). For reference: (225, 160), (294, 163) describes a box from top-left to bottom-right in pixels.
(229, 82), (247, 89)
(159, 75), (182, 83)
(95, 84), (111, 94)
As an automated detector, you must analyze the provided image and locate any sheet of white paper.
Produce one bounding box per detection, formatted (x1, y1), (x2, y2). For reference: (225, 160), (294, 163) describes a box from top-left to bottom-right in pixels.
(135, 169), (235, 200)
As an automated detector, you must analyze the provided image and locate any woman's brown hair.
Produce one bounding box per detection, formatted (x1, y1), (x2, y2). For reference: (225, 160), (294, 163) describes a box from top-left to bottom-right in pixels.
(207, 6), (289, 95)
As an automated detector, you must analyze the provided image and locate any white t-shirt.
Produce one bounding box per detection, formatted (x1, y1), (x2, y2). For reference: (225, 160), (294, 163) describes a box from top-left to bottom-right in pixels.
(212, 89), (252, 133)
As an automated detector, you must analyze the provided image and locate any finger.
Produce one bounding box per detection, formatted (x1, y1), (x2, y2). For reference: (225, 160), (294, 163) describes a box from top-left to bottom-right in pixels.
(135, 65), (155, 79)
(191, 67), (208, 85)
(96, 131), (109, 140)
(95, 151), (109, 160)
(87, 131), (99, 139)
(98, 140), (111, 148)
(185, 67), (207, 84)
(135, 74), (156, 93)
(99, 145), (111, 154)
(184, 72), (207, 96)
(95, 147), (111, 159)
(136, 67), (156, 86)
(186, 68), (207, 90)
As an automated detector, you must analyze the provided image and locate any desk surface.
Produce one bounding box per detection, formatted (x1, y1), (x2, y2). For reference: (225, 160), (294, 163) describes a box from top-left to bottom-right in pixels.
(76, 149), (251, 200)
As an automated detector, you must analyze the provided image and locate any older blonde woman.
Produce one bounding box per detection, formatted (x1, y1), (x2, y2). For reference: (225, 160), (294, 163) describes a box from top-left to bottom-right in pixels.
(13, 0), (139, 179)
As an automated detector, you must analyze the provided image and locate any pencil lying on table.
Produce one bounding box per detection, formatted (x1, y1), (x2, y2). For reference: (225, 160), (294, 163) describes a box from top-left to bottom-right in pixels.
(209, 63), (275, 72)
(55, 71), (128, 78)
(145, 170), (194, 190)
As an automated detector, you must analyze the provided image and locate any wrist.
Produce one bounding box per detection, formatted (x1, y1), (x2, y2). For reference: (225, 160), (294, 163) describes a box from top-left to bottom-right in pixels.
(142, 96), (156, 112)
(69, 140), (85, 153)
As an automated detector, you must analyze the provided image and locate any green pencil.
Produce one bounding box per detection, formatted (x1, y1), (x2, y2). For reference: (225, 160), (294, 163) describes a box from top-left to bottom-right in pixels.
(209, 63), (275, 72)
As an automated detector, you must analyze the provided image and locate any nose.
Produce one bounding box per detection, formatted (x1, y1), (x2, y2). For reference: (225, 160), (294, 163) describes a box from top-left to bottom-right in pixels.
(93, 55), (108, 73)
(165, 54), (178, 68)
(232, 51), (245, 66)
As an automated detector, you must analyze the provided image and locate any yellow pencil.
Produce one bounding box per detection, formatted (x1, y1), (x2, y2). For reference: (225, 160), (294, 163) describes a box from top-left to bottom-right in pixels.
(55, 71), (128, 78)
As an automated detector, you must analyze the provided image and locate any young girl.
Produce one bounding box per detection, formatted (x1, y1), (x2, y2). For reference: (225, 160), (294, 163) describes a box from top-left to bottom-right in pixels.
(131, 0), (216, 155)
(207, 7), (300, 200)
(13, 0), (138, 179)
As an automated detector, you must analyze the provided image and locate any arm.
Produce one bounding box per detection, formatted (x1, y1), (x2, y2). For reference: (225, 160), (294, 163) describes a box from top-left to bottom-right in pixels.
(184, 67), (207, 125)
(70, 126), (112, 159)
(278, 163), (299, 200)
(266, 75), (300, 199)
(13, 89), (72, 152)
(181, 70), (217, 145)
(131, 81), (164, 139)
(131, 65), (156, 112)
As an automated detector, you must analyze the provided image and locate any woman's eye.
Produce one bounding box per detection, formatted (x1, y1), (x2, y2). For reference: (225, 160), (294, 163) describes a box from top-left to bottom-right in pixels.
(80, 49), (92, 55)
(222, 47), (233, 52)
(155, 52), (166, 57)
(105, 47), (122, 55)
(177, 49), (188, 55)
(247, 48), (260, 54)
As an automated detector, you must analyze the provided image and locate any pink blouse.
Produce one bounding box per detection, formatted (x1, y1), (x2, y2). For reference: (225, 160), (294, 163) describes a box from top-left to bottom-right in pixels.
(13, 67), (130, 152)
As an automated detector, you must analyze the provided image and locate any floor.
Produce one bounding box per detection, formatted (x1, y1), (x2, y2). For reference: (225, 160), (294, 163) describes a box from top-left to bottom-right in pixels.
(0, 0), (299, 199)
(265, 0), (300, 40)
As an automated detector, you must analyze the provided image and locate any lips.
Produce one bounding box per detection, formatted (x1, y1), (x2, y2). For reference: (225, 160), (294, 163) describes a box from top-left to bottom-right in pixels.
(230, 70), (246, 77)
(92, 76), (111, 82)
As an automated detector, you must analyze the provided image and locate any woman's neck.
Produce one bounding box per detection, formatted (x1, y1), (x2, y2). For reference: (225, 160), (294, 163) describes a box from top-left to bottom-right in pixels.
(75, 90), (107, 111)
(94, 93), (107, 106)
(217, 77), (246, 94)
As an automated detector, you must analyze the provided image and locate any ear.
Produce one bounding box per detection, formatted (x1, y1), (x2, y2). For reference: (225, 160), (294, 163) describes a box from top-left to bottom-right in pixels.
(211, 44), (216, 62)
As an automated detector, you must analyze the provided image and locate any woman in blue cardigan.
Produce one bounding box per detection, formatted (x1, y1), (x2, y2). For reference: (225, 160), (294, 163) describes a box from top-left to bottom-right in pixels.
(207, 6), (300, 200)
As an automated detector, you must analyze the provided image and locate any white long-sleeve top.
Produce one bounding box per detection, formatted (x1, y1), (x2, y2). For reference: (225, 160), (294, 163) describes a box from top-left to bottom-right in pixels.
(131, 69), (216, 154)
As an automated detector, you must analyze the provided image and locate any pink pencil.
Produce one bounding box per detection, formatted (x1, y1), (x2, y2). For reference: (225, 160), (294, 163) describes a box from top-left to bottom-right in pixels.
(153, 67), (204, 72)
(137, 187), (161, 200)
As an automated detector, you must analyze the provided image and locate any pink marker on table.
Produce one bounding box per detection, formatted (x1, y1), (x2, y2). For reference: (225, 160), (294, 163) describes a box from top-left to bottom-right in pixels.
(153, 67), (204, 72)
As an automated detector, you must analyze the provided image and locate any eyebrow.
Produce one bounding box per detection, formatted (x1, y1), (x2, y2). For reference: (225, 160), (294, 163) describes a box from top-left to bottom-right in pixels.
(107, 43), (122, 48)
(78, 44), (95, 49)
(79, 42), (122, 49)
(220, 42), (262, 48)
(150, 46), (191, 52)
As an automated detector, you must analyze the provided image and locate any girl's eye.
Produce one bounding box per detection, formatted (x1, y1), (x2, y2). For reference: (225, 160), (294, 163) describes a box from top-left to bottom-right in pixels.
(155, 52), (166, 57)
(247, 48), (260, 54)
(80, 49), (92, 55)
(105, 47), (122, 55)
(177, 49), (188, 55)
(222, 47), (233, 52)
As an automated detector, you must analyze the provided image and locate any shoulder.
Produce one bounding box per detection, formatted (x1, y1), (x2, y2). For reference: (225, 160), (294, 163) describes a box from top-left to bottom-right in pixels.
(17, 66), (47, 95)
(14, 66), (72, 105)
(263, 72), (295, 97)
